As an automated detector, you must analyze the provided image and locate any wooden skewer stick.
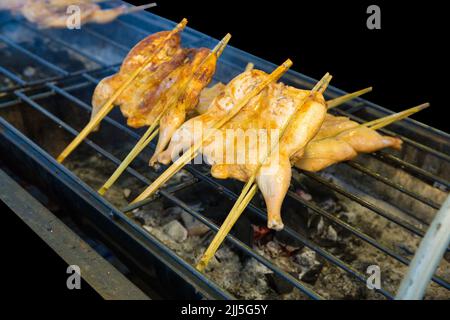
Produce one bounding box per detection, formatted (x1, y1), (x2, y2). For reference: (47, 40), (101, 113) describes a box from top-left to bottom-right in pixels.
(365, 103), (430, 130)
(196, 73), (332, 271)
(245, 62), (254, 71)
(313, 103), (430, 144)
(327, 87), (372, 109)
(55, 19), (188, 163)
(123, 3), (157, 14)
(97, 33), (232, 195)
(130, 59), (293, 204)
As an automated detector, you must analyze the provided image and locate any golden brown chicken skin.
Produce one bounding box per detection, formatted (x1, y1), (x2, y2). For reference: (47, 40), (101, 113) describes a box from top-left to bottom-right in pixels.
(91, 30), (184, 127)
(91, 30), (217, 165)
(13, 0), (127, 28)
(159, 70), (327, 230)
(293, 114), (402, 172)
(149, 48), (217, 165)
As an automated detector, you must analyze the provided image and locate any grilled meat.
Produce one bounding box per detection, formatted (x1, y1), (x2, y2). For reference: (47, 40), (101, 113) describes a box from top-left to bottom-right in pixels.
(158, 70), (327, 230)
(293, 114), (402, 172)
(1, 0), (127, 28)
(91, 30), (217, 164)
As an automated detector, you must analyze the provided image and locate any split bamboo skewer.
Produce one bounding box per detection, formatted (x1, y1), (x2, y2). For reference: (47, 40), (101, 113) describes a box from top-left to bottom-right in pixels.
(130, 59), (294, 204)
(196, 102), (428, 271)
(123, 3), (157, 15)
(196, 73), (332, 271)
(98, 33), (232, 195)
(327, 87), (372, 109)
(312, 103), (430, 144)
(365, 103), (429, 130)
(56, 18), (188, 163)
(245, 62), (254, 71)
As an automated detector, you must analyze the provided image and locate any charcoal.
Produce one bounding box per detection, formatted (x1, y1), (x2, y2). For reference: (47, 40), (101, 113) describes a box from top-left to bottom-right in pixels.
(265, 272), (296, 294)
(180, 211), (210, 236)
(162, 220), (188, 243)
(294, 248), (323, 285)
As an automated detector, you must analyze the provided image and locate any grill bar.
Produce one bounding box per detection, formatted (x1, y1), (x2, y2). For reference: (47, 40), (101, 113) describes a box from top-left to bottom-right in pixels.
(14, 87), (325, 301)
(9, 14), (448, 194)
(332, 107), (450, 163)
(345, 160), (440, 211)
(0, 8), (448, 299)
(0, 66), (26, 85)
(24, 74), (396, 298)
(0, 63), (120, 95)
(285, 190), (449, 289)
(302, 172), (427, 237)
(0, 34), (69, 76)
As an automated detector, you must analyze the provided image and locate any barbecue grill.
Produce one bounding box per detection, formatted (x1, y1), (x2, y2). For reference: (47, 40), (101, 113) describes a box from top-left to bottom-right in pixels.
(0, 1), (449, 300)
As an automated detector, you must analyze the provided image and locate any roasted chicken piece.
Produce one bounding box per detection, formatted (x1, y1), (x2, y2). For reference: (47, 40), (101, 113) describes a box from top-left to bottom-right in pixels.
(196, 82), (226, 114)
(293, 114), (402, 172)
(91, 30), (217, 164)
(158, 70), (327, 230)
(1, 0), (129, 28)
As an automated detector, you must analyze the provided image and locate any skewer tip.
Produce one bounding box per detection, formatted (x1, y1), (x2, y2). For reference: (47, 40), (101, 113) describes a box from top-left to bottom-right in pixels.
(177, 18), (188, 31)
(417, 102), (431, 110)
(283, 59), (293, 68)
(213, 33), (232, 57)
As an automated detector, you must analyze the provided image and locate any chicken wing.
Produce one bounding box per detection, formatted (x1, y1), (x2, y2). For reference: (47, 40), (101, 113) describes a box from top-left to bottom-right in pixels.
(293, 114), (402, 172)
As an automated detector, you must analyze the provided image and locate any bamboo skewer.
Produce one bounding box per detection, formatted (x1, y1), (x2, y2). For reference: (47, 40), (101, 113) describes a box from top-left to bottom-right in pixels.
(56, 18), (188, 163)
(245, 62), (254, 71)
(130, 59), (294, 204)
(196, 101), (428, 272)
(123, 3), (157, 15)
(196, 73), (332, 271)
(313, 103), (430, 144)
(326, 87), (372, 109)
(98, 33), (232, 195)
(365, 103), (429, 130)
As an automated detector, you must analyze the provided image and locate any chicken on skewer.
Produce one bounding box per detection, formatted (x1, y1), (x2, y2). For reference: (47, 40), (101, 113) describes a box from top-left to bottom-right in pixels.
(57, 19), (188, 163)
(194, 74), (331, 271)
(130, 60), (293, 205)
(95, 34), (231, 196)
(158, 69), (328, 230)
(293, 105), (428, 172)
(1, 0), (154, 28)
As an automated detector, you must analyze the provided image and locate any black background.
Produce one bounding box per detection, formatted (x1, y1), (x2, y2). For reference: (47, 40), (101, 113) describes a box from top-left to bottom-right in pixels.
(1, 0), (447, 302)
(143, 0), (447, 131)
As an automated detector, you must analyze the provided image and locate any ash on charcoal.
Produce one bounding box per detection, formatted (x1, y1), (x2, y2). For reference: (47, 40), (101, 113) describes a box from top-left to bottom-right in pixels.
(324, 225), (338, 242)
(265, 272), (295, 294)
(180, 211), (210, 236)
(65, 153), (449, 300)
(294, 248), (323, 285)
(122, 188), (131, 199)
(162, 220), (188, 243)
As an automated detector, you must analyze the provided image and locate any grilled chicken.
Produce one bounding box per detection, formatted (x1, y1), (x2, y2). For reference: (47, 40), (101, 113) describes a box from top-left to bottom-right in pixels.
(1, 0), (128, 28)
(91, 30), (217, 164)
(158, 70), (327, 230)
(197, 90), (403, 172)
(293, 114), (402, 172)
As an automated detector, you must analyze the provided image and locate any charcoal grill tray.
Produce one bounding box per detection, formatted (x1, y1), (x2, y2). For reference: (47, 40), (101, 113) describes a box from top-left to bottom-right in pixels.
(0, 1), (449, 300)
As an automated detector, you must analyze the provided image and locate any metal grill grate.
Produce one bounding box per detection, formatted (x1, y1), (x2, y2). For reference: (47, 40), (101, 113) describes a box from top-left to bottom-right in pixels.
(0, 3), (448, 300)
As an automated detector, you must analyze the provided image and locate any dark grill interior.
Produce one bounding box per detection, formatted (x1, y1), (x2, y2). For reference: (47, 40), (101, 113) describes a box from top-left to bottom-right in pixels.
(0, 2), (449, 300)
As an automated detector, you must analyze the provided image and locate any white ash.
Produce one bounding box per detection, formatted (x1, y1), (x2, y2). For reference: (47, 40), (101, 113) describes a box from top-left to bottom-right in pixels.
(294, 248), (321, 280)
(122, 188), (131, 199)
(180, 210), (210, 236)
(324, 225), (338, 242)
(66, 155), (449, 299)
(162, 220), (188, 243)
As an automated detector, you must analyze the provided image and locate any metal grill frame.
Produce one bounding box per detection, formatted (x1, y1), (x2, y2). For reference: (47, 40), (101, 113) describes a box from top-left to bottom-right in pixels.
(0, 3), (449, 300)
